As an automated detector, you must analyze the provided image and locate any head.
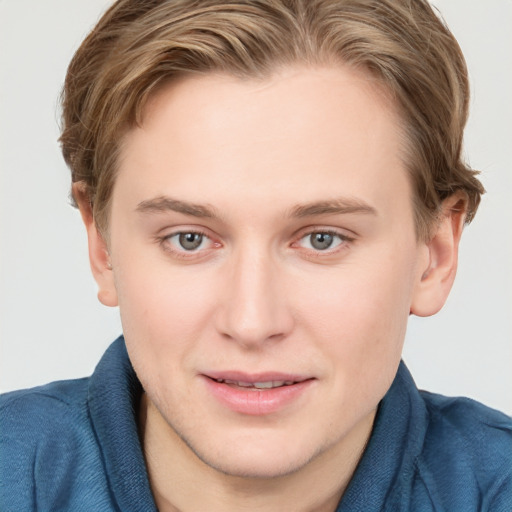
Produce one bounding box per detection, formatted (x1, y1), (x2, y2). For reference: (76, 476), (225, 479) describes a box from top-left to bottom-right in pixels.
(61, 0), (484, 481)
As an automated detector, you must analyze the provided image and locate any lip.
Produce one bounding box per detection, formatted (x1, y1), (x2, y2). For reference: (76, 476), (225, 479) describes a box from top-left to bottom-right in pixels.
(201, 371), (315, 416)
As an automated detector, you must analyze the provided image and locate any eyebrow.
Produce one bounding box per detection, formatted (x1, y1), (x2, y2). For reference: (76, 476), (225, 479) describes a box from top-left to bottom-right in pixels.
(136, 196), (218, 218)
(288, 197), (377, 218)
(135, 195), (377, 219)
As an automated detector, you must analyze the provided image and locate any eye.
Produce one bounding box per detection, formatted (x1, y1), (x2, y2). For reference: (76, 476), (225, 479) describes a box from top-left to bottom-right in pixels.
(166, 232), (211, 252)
(298, 231), (347, 251)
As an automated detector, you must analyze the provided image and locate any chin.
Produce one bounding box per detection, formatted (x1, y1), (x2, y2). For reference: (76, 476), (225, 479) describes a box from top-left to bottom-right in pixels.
(180, 428), (325, 479)
(197, 450), (314, 479)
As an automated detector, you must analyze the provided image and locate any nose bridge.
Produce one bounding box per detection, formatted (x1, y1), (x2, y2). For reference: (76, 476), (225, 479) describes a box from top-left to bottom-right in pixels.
(217, 240), (292, 346)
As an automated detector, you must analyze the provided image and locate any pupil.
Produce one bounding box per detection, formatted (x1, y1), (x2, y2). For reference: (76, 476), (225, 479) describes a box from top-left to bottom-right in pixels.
(179, 233), (202, 250)
(311, 233), (333, 250)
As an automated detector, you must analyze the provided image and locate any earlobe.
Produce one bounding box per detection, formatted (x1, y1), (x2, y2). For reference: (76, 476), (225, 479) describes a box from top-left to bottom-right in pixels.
(410, 192), (467, 317)
(73, 183), (118, 308)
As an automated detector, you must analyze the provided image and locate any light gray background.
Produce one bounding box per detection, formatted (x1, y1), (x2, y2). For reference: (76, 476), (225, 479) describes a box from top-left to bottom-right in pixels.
(1, 0), (511, 414)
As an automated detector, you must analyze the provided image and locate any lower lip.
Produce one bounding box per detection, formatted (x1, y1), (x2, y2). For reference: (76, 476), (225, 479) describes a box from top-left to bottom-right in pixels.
(202, 377), (314, 415)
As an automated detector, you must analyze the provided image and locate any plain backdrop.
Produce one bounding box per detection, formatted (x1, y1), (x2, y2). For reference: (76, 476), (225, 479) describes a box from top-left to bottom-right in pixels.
(0, 0), (511, 414)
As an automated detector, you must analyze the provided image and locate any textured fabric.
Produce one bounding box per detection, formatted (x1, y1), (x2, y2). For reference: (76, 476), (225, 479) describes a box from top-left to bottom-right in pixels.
(0, 338), (156, 512)
(337, 368), (512, 511)
(1, 336), (511, 512)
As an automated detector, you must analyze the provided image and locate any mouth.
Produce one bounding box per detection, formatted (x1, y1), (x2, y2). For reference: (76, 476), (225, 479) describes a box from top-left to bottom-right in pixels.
(202, 373), (315, 415)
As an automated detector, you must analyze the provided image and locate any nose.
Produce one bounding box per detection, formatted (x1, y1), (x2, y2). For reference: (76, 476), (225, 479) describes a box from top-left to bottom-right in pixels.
(215, 246), (294, 349)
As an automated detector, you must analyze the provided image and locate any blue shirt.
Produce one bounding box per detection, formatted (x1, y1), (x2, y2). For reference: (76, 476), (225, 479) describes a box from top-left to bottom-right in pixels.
(1, 336), (511, 511)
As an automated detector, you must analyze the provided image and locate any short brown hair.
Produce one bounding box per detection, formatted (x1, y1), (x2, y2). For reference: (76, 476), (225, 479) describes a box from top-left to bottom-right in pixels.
(60, 0), (484, 240)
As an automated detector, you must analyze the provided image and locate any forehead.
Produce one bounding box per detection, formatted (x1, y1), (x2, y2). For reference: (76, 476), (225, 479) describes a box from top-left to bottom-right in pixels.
(115, 65), (411, 224)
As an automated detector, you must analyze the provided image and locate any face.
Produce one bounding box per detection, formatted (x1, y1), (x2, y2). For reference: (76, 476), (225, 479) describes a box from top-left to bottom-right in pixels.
(104, 66), (430, 478)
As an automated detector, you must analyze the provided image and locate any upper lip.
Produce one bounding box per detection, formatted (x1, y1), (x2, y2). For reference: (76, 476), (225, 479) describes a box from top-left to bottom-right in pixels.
(202, 371), (313, 384)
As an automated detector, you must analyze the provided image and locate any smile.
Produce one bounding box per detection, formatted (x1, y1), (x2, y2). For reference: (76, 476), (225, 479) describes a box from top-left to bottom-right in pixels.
(203, 373), (315, 415)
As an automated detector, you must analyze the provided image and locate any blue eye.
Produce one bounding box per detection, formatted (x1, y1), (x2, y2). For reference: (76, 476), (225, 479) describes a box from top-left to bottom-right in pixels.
(299, 232), (344, 251)
(310, 233), (334, 250)
(167, 232), (209, 251)
(179, 233), (203, 250)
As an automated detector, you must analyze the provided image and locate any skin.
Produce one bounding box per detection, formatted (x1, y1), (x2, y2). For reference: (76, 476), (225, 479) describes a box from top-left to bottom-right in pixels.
(77, 65), (466, 511)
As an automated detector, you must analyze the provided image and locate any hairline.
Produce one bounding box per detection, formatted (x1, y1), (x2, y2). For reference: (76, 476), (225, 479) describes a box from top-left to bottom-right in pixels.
(94, 62), (429, 242)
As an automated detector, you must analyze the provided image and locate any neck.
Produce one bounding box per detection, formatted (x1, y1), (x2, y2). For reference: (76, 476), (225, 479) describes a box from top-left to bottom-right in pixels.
(139, 393), (375, 512)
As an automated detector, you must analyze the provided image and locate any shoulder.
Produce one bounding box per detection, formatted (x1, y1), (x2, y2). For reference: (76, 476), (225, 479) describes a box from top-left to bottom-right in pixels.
(420, 391), (512, 457)
(416, 391), (512, 511)
(0, 378), (110, 511)
(0, 377), (91, 437)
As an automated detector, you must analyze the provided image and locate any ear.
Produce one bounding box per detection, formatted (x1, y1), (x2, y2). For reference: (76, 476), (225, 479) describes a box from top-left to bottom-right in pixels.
(410, 192), (467, 317)
(73, 183), (118, 307)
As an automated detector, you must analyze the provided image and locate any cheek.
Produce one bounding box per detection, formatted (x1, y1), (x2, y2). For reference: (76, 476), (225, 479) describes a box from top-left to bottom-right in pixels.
(113, 264), (221, 406)
(300, 266), (413, 423)
(296, 252), (415, 375)
(113, 258), (219, 354)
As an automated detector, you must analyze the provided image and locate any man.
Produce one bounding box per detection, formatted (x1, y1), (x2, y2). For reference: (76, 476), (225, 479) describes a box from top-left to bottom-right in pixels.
(1, 1), (511, 511)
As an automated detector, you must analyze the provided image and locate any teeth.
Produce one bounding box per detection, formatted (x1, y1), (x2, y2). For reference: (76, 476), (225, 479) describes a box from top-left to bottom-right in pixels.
(234, 381), (254, 388)
(215, 378), (292, 389)
(254, 381), (283, 389)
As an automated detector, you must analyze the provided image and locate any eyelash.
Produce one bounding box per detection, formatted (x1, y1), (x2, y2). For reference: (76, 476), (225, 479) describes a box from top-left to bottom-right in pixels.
(157, 227), (354, 259)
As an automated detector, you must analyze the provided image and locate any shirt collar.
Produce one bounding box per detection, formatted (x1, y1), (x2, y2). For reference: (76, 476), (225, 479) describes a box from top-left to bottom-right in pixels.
(88, 336), (157, 512)
(337, 361), (428, 511)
